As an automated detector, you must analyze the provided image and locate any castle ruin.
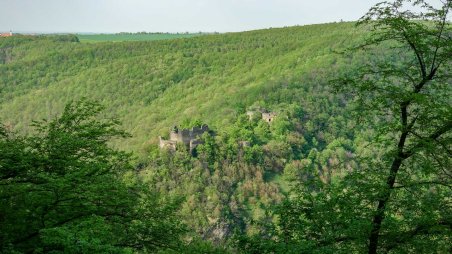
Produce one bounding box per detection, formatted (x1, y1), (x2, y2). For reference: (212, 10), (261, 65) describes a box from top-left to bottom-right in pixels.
(159, 125), (210, 152)
(246, 108), (277, 123)
(262, 112), (277, 123)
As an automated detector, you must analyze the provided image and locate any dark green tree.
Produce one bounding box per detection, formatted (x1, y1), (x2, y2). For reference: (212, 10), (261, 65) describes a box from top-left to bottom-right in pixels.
(349, 1), (452, 252)
(0, 100), (185, 253)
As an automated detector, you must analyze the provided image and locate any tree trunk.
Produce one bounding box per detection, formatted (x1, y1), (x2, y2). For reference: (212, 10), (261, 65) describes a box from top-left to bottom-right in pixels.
(367, 157), (402, 254)
(368, 123), (409, 254)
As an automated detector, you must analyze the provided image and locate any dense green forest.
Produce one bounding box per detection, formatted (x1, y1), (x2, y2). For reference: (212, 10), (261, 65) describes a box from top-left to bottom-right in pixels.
(0, 22), (363, 155)
(1, 0), (451, 253)
(77, 33), (203, 43)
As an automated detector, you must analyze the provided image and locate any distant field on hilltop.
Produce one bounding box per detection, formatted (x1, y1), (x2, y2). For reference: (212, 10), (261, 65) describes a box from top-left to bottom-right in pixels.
(77, 33), (204, 42)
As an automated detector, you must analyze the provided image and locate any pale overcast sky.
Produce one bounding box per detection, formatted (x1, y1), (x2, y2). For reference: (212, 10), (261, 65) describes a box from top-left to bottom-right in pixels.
(1, 0), (385, 33)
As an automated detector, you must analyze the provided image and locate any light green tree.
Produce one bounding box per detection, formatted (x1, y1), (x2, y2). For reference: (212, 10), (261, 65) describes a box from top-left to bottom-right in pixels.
(235, 1), (451, 253)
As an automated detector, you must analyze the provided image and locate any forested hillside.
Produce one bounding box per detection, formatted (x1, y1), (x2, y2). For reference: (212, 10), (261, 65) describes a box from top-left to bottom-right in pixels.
(1, 3), (450, 252)
(77, 32), (202, 43)
(0, 22), (364, 155)
(0, 23), (375, 251)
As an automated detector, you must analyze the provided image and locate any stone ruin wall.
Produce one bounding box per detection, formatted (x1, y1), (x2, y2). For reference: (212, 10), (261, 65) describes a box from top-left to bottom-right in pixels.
(159, 125), (210, 152)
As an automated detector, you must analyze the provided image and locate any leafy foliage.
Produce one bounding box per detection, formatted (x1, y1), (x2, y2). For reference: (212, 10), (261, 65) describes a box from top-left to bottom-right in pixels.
(0, 100), (185, 253)
(1, 2), (450, 252)
(235, 0), (451, 253)
(77, 33), (202, 43)
(0, 22), (364, 155)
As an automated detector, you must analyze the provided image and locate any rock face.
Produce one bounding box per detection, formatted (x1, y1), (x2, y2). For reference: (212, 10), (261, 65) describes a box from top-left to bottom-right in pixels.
(159, 125), (210, 152)
(0, 47), (13, 64)
(158, 137), (177, 151)
(238, 140), (251, 147)
(202, 220), (233, 245)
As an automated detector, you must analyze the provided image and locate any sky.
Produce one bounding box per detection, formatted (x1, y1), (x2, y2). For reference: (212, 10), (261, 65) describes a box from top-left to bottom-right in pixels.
(1, 0), (386, 33)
